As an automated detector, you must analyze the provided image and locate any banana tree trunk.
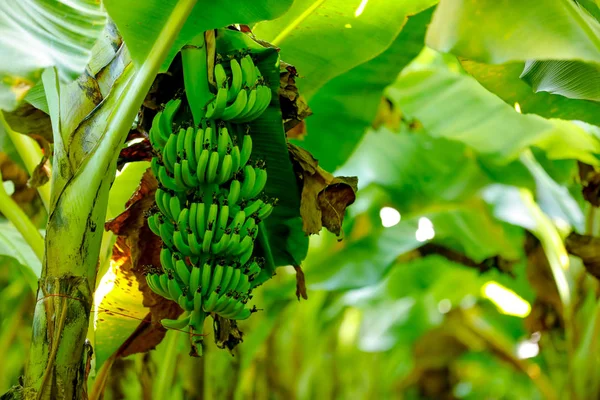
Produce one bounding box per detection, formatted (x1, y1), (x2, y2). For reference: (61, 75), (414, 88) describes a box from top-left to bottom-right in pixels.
(14, 3), (198, 398)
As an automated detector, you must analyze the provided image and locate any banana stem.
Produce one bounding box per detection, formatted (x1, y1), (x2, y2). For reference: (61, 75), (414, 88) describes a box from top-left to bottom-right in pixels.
(182, 32), (212, 126)
(518, 188), (574, 361)
(0, 111), (51, 212)
(0, 170), (44, 264)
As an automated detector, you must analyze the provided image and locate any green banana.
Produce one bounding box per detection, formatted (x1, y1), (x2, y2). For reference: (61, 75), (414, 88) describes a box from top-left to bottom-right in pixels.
(175, 259), (191, 285)
(216, 153), (233, 185)
(181, 159), (199, 187)
(211, 228), (231, 255)
(217, 124), (230, 160)
(176, 127), (187, 161)
(228, 58), (243, 102)
(158, 165), (180, 192)
(203, 290), (220, 312)
(230, 143), (241, 174)
(221, 88), (248, 120)
(184, 126), (197, 166)
(215, 204), (229, 241)
(208, 261), (225, 294)
(239, 133), (252, 169)
(240, 55), (257, 87)
(221, 301), (246, 319)
(257, 201), (274, 220)
(161, 312), (191, 330)
(189, 264), (202, 294)
(239, 165), (256, 200)
(203, 122), (214, 149)
(173, 230), (193, 256)
(214, 62), (228, 88)
(236, 84), (272, 123)
(219, 265), (235, 293)
(228, 178), (241, 205)
(149, 112), (166, 151)
(160, 99), (182, 139)
(214, 294), (235, 313)
(242, 199), (263, 217)
(147, 214), (161, 237)
(205, 86), (228, 120)
(200, 260), (212, 297)
(146, 274), (170, 298)
(160, 247), (175, 273)
(196, 149), (210, 183)
(206, 151), (220, 183)
(193, 124), (204, 160)
(159, 220), (175, 249)
(167, 271), (184, 300)
(163, 133), (178, 172)
(248, 164), (267, 199)
(232, 87), (256, 122)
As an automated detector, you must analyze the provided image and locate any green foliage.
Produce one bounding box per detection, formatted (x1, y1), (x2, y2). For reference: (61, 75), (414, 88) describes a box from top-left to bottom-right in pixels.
(104, 0), (293, 71)
(1, 0), (600, 399)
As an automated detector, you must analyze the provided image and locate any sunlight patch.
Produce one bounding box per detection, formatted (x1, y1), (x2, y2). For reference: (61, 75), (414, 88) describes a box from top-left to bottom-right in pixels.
(415, 217), (435, 242)
(354, 0), (369, 17)
(379, 206), (401, 227)
(482, 281), (531, 317)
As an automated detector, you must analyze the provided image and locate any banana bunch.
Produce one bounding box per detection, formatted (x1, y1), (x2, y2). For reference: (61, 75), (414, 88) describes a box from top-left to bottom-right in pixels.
(143, 49), (278, 353)
(204, 54), (272, 122)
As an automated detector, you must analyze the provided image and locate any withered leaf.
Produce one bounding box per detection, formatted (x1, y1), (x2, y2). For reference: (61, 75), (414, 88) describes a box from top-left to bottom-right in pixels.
(578, 161), (600, 207)
(117, 138), (153, 167)
(3, 102), (53, 143)
(565, 232), (600, 280)
(293, 264), (308, 301)
(279, 60), (312, 135)
(28, 154), (50, 188)
(0, 152), (38, 209)
(288, 143), (357, 237)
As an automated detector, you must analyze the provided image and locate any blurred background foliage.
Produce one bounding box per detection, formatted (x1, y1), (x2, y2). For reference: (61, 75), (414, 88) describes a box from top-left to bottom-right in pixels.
(2, 0), (600, 399)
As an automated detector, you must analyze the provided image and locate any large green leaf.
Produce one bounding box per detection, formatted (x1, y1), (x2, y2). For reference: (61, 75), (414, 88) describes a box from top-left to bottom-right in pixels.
(337, 129), (490, 213)
(520, 60), (600, 102)
(426, 0), (600, 64)
(0, 0), (106, 111)
(387, 69), (600, 164)
(298, 8), (433, 171)
(460, 60), (600, 126)
(253, 0), (437, 99)
(215, 29), (308, 267)
(107, 162), (151, 220)
(0, 221), (40, 291)
(104, 0), (293, 71)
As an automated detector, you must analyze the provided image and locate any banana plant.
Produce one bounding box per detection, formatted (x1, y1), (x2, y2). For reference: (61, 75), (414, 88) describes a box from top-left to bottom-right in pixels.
(0, 1), (295, 398)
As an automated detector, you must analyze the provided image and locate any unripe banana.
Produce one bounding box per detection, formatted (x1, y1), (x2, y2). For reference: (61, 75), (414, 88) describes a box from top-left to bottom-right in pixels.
(205, 86), (228, 119)
(239, 133), (252, 169)
(161, 312), (191, 330)
(147, 47), (281, 341)
(228, 58), (243, 102)
(239, 165), (256, 199)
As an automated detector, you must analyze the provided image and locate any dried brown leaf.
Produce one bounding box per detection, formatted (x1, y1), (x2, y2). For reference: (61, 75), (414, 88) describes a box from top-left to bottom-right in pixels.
(117, 139), (153, 166)
(288, 143), (357, 236)
(0, 152), (38, 208)
(293, 264), (308, 300)
(565, 232), (600, 280)
(578, 161), (600, 207)
(279, 61), (312, 135)
(3, 102), (53, 143)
